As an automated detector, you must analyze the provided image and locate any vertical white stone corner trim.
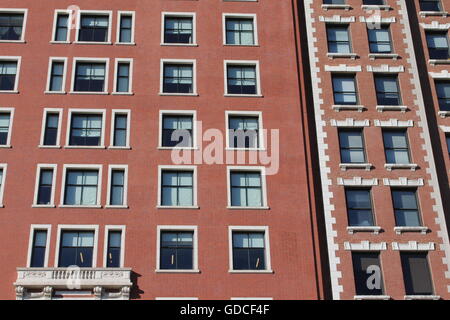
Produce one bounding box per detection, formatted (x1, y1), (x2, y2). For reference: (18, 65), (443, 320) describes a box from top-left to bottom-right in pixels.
(382, 177), (424, 187)
(392, 241), (435, 251)
(344, 241), (388, 251)
(398, 0), (450, 289)
(305, 0), (343, 299)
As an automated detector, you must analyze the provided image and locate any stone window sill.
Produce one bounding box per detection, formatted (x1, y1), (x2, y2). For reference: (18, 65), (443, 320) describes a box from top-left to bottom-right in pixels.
(321, 4), (351, 11)
(332, 105), (365, 112)
(347, 226), (382, 235)
(327, 53), (358, 60)
(419, 11), (448, 17)
(404, 295), (440, 300)
(376, 105), (408, 113)
(369, 53), (399, 60)
(354, 295), (391, 300)
(385, 164), (419, 171)
(340, 163), (372, 171)
(394, 226), (428, 235)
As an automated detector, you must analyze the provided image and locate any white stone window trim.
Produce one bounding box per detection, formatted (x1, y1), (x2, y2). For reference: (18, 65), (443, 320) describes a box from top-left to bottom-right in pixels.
(230, 297), (273, 300)
(225, 110), (265, 151)
(0, 56), (21, 93)
(332, 105), (366, 112)
(343, 241), (387, 251)
(103, 225), (126, 267)
(404, 295), (440, 300)
(394, 226), (429, 235)
(75, 10), (113, 44)
(32, 164), (58, 208)
(374, 119), (414, 127)
(109, 109), (131, 149)
(367, 65), (404, 73)
(159, 59), (198, 96)
(222, 13), (259, 46)
(419, 11), (448, 18)
(376, 105), (408, 113)
(116, 11), (136, 45)
(325, 65), (362, 72)
(391, 241), (435, 251)
(420, 22), (450, 31)
(158, 110), (198, 150)
(354, 295), (391, 300)
(0, 163), (7, 207)
(26, 225), (52, 268)
(54, 224), (99, 267)
(0, 8), (28, 43)
(157, 165), (199, 209)
(321, 4), (352, 11)
(45, 57), (68, 94)
(361, 4), (391, 11)
(59, 164), (103, 208)
(106, 165), (128, 208)
(155, 225), (199, 273)
(369, 53), (400, 61)
(39, 108), (63, 149)
(337, 177), (378, 186)
(0, 107), (14, 148)
(384, 163), (419, 171)
(319, 16), (355, 23)
(224, 60), (262, 97)
(65, 108), (107, 149)
(161, 12), (197, 46)
(383, 178), (424, 187)
(112, 58), (134, 95)
(228, 226), (273, 273)
(347, 226), (382, 235)
(327, 53), (359, 60)
(70, 57), (110, 95)
(50, 9), (72, 44)
(155, 297), (199, 300)
(226, 166), (269, 210)
(359, 16), (396, 24)
(429, 70), (450, 79)
(330, 119), (370, 127)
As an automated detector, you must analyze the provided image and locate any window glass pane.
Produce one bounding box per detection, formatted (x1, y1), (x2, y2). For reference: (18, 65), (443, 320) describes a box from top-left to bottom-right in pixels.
(352, 253), (384, 295)
(401, 253), (434, 295)
(233, 233), (249, 248)
(34, 231), (47, 247)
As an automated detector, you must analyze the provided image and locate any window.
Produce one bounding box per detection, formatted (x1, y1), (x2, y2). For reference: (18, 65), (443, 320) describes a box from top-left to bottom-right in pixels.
(368, 25), (392, 53)
(162, 62), (194, 94)
(73, 61), (107, 93)
(327, 25), (351, 53)
(63, 169), (99, 206)
(420, 0), (443, 12)
(392, 189), (421, 227)
(446, 134), (450, 155)
(30, 230), (48, 268)
(0, 60), (19, 92)
(0, 111), (11, 146)
(160, 170), (194, 207)
(47, 59), (66, 93)
(352, 252), (384, 296)
(106, 230), (122, 267)
(232, 232), (266, 270)
(374, 75), (401, 105)
(36, 168), (55, 206)
(107, 166), (127, 207)
(224, 15), (256, 46)
(362, 0), (385, 4)
(228, 116), (260, 149)
(111, 111), (130, 148)
(78, 13), (110, 42)
(338, 129), (366, 163)
(324, 0), (346, 4)
(163, 15), (194, 44)
(117, 12), (134, 44)
(332, 75), (358, 105)
(426, 32), (449, 60)
(400, 252), (434, 296)
(160, 231), (194, 270)
(58, 231), (95, 267)
(0, 164), (5, 205)
(345, 189), (374, 227)
(435, 81), (450, 111)
(229, 170), (266, 208)
(53, 12), (69, 42)
(225, 63), (259, 95)
(383, 130), (411, 164)
(69, 113), (103, 146)
(114, 60), (132, 94)
(41, 111), (61, 147)
(162, 115), (193, 148)
(0, 11), (25, 41)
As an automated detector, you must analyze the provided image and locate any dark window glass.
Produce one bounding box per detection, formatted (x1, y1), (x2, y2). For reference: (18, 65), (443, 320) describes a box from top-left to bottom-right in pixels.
(363, 0), (385, 4)
(226, 18), (254, 45)
(368, 25), (392, 53)
(332, 75), (358, 105)
(116, 63), (130, 93)
(55, 14), (69, 41)
(69, 114), (102, 146)
(339, 129), (366, 163)
(49, 62), (64, 92)
(436, 81), (450, 111)
(0, 62), (17, 91)
(163, 64), (193, 93)
(426, 32), (449, 60)
(446, 135), (450, 155)
(74, 63), (105, 92)
(43, 113), (59, 146)
(0, 113), (10, 145)
(383, 130), (410, 164)
(64, 170), (98, 205)
(345, 189), (374, 227)
(160, 231), (193, 270)
(58, 231), (94, 267)
(110, 170), (125, 206)
(106, 231), (122, 267)
(113, 114), (127, 147)
(164, 17), (193, 44)
(420, 0), (442, 12)
(227, 66), (257, 95)
(232, 232), (266, 270)
(374, 75), (401, 105)
(119, 15), (132, 43)
(327, 25), (351, 53)
(79, 15), (108, 42)
(30, 230), (47, 268)
(352, 252), (384, 295)
(0, 13), (24, 40)
(161, 171), (193, 206)
(37, 169), (53, 205)
(230, 172), (263, 207)
(401, 252), (434, 295)
(162, 115), (193, 147)
(392, 189), (421, 227)
(324, 0), (346, 4)
(229, 116), (259, 149)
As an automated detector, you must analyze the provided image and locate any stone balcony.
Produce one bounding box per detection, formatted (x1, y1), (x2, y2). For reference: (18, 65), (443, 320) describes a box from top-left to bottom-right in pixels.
(14, 267), (133, 300)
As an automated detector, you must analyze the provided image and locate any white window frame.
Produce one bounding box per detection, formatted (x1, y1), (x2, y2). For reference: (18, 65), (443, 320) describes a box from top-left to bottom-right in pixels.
(161, 12), (197, 46)
(59, 164), (103, 208)
(32, 164), (58, 208)
(157, 165), (198, 209)
(158, 110), (197, 150)
(45, 57), (68, 94)
(222, 13), (258, 46)
(0, 107), (14, 148)
(112, 58), (133, 95)
(116, 11), (136, 45)
(0, 163), (7, 207)
(65, 108), (106, 148)
(226, 166), (269, 209)
(225, 111), (265, 150)
(224, 60), (262, 97)
(0, 56), (21, 93)
(75, 10), (113, 44)
(109, 109), (131, 149)
(26, 224), (52, 268)
(156, 225), (199, 273)
(106, 165), (128, 208)
(39, 108), (63, 148)
(228, 226), (273, 273)
(103, 225), (126, 267)
(51, 9), (72, 43)
(70, 57), (110, 94)
(159, 59), (198, 96)
(54, 224), (99, 267)
(0, 8), (28, 43)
